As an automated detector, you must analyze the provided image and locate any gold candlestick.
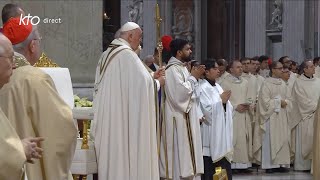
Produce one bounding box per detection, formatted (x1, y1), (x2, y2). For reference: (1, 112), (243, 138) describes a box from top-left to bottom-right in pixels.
(155, 3), (163, 67)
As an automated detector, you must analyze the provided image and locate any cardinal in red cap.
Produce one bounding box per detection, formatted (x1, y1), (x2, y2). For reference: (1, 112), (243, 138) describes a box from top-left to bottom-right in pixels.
(2, 17), (32, 45)
(161, 35), (173, 64)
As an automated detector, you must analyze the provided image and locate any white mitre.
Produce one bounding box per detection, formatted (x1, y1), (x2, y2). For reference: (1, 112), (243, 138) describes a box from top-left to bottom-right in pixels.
(120, 22), (140, 32)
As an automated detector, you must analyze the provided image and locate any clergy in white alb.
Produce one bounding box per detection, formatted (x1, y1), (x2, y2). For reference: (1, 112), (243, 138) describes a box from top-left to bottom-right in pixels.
(220, 60), (253, 170)
(160, 39), (204, 180)
(1, 17), (77, 180)
(93, 22), (159, 180)
(199, 60), (233, 180)
(216, 59), (229, 84)
(258, 56), (271, 78)
(291, 61), (320, 171)
(253, 62), (291, 173)
(0, 33), (43, 180)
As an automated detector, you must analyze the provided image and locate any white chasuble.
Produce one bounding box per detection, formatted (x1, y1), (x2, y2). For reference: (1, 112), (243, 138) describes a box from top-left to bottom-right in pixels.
(93, 38), (159, 180)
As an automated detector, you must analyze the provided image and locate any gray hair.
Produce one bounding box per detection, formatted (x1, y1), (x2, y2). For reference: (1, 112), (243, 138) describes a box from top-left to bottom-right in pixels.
(13, 25), (38, 53)
(143, 55), (154, 63)
(0, 46), (4, 55)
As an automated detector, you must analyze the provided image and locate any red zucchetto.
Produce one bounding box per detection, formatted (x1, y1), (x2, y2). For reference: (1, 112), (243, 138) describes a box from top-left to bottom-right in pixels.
(161, 35), (172, 51)
(2, 17), (33, 45)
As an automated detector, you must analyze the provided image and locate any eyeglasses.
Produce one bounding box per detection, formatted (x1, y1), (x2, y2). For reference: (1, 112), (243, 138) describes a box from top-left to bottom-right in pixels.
(273, 67), (283, 70)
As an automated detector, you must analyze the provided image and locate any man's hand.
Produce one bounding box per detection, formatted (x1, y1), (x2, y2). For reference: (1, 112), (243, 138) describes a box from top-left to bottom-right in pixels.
(21, 137), (44, 163)
(191, 65), (205, 80)
(157, 76), (165, 87)
(236, 104), (249, 113)
(154, 67), (165, 79)
(281, 100), (287, 108)
(220, 90), (231, 103)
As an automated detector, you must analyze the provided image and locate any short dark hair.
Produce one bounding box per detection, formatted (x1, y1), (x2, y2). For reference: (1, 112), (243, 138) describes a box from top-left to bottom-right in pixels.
(279, 56), (289, 64)
(227, 60), (240, 70)
(204, 59), (217, 71)
(258, 55), (269, 63)
(170, 38), (189, 57)
(217, 58), (228, 66)
(298, 60), (313, 75)
(313, 57), (320, 65)
(2, 3), (22, 24)
(240, 57), (250, 63)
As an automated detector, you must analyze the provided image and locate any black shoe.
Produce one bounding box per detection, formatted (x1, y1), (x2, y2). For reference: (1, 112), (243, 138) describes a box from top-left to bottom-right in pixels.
(265, 169), (274, 173)
(238, 169), (253, 173)
(276, 167), (289, 173)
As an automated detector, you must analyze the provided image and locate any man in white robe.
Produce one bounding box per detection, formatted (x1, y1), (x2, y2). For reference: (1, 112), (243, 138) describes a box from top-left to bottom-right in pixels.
(258, 56), (270, 78)
(220, 60), (253, 171)
(200, 60), (233, 180)
(250, 58), (264, 95)
(292, 60), (320, 171)
(253, 61), (291, 173)
(160, 38), (204, 180)
(314, 57), (320, 78)
(0, 33), (43, 180)
(93, 22), (159, 180)
(216, 58), (229, 84)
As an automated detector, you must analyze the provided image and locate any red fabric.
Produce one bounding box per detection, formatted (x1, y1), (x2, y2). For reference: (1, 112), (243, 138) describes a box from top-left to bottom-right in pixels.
(3, 17), (32, 45)
(161, 35), (172, 51)
(268, 58), (272, 65)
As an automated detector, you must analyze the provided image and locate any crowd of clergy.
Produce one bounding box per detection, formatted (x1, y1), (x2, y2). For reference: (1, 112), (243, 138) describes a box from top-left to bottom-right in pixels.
(2, 2), (320, 180)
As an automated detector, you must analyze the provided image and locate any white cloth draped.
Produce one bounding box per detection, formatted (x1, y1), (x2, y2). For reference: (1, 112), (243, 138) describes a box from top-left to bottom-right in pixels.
(199, 80), (233, 163)
(93, 38), (159, 180)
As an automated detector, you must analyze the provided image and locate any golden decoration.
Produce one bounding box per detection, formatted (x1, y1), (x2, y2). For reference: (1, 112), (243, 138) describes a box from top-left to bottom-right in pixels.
(33, 52), (59, 67)
(213, 167), (228, 180)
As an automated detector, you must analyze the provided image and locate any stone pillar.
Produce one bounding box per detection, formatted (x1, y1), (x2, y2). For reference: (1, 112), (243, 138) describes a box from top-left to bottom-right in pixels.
(282, 0), (305, 63)
(245, 0), (267, 57)
(0, 1), (103, 100)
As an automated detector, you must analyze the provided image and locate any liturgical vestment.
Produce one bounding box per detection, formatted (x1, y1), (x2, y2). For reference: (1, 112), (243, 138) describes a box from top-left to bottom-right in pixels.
(253, 77), (291, 168)
(0, 108), (26, 180)
(199, 80), (233, 162)
(160, 57), (203, 179)
(220, 74), (252, 168)
(93, 38), (159, 180)
(292, 75), (320, 170)
(0, 64), (77, 180)
(312, 97), (320, 179)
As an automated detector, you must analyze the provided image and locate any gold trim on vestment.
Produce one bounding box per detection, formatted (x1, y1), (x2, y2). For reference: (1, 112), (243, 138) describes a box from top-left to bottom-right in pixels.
(185, 113), (196, 175)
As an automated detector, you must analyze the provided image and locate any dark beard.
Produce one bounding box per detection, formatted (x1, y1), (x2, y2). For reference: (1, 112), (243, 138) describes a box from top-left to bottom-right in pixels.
(181, 55), (192, 62)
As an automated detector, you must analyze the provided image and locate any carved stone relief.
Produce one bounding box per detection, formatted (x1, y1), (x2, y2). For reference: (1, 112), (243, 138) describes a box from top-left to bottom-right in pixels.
(268, 0), (283, 31)
(172, 7), (194, 43)
(128, 0), (143, 28)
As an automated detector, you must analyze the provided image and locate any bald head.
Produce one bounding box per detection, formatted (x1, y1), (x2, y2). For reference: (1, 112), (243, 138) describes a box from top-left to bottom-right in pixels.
(0, 34), (14, 88)
(0, 34), (14, 56)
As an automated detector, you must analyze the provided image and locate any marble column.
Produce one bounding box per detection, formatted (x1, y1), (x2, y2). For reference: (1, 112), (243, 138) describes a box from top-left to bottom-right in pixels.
(245, 0), (267, 57)
(282, 0), (305, 63)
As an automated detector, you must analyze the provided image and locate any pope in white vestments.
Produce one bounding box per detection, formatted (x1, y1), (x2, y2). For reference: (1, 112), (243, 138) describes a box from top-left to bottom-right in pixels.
(160, 39), (204, 180)
(93, 22), (159, 180)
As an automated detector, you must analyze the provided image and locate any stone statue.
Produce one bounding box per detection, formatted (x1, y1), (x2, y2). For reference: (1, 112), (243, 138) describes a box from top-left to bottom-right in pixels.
(128, 0), (143, 27)
(269, 0), (282, 30)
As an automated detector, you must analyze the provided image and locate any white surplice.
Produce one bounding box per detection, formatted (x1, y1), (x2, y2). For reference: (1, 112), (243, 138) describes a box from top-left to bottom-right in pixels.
(160, 57), (203, 179)
(199, 80), (233, 162)
(93, 38), (159, 180)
